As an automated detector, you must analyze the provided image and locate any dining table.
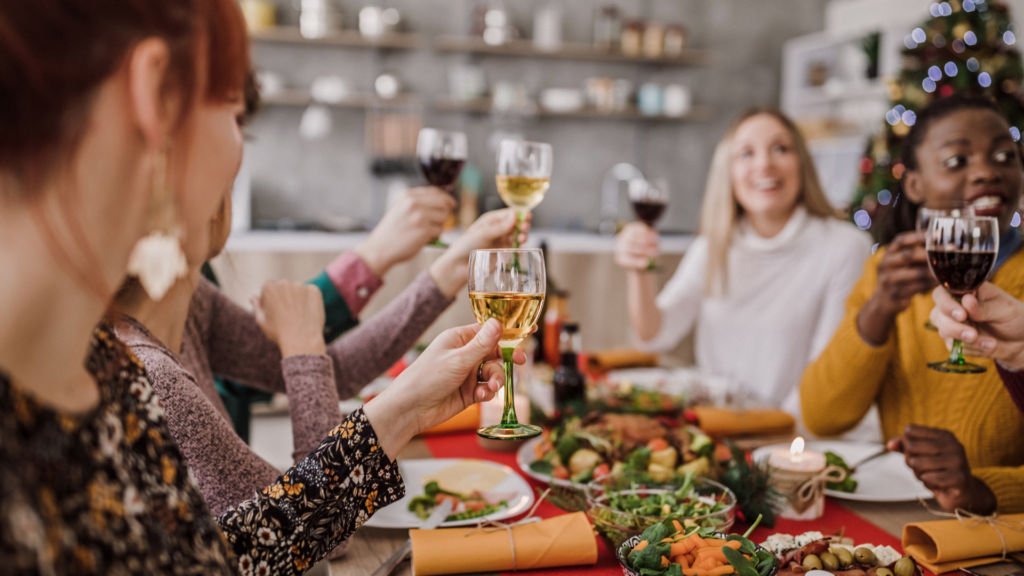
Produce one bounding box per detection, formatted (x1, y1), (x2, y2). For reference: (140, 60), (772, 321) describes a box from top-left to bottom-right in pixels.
(327, 430), (1024, 576)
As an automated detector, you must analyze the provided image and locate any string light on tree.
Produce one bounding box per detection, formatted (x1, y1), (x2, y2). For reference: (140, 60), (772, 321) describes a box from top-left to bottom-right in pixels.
(849, 0), (1024, 238)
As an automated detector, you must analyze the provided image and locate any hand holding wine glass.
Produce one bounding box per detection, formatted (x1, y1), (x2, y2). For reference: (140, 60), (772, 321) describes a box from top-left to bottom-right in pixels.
(614, 222), (660, 271)
(857, 231), (936, 346)
(628, 178), (669, 271)
(496, 140), (552, 248)
(468, 249), (546, 440)
(355, 187), (454, 277)
(418, 128), (468, 247)
(925, 215), (999, 373)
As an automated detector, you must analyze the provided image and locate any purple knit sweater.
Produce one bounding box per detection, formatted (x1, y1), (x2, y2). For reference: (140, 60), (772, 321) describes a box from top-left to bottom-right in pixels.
(114, 269), (452, 518)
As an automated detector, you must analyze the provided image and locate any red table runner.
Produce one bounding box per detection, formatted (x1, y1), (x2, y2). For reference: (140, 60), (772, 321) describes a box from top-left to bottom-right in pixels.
(423, 432), (903, 576)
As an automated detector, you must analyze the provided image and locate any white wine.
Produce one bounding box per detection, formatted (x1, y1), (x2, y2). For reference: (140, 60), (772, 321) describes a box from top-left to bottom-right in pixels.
(496, 176), (550, 212)
(469, 292), (544, 347)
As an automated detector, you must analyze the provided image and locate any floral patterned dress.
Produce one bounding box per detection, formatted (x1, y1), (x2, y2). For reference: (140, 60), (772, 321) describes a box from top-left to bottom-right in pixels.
(0, 324), (404, 575)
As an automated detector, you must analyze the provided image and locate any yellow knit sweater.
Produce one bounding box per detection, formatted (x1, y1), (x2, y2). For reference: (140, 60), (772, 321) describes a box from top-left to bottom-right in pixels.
(800, 247), (1024, 513)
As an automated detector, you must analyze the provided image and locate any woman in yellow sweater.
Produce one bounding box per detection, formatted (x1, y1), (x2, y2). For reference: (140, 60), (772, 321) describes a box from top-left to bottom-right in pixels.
(800, 95), (1024, 514)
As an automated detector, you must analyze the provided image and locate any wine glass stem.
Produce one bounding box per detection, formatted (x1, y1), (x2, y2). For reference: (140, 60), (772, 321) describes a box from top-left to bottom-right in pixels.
(512, 211), (525, 249)
(499, 346), (519, 427)
(948, 295), (967, 365)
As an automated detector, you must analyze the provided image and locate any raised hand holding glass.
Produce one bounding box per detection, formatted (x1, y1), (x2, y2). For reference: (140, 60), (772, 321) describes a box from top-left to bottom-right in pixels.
(496, 140), (552, 248)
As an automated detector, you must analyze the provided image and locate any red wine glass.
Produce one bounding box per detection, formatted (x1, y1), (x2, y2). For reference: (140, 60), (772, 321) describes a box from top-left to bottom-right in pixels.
(629, 178), (669, 271)
(925, 215), (999, 374)
(417, 128), (467, 247)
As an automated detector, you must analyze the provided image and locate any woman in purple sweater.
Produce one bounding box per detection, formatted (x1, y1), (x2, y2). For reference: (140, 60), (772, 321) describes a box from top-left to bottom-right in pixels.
(114, 198), (525, 517)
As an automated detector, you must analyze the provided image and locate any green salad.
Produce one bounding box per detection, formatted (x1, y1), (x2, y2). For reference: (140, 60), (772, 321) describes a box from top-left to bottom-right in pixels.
(607, 472), (731, 518)
(824, 451), (858, 493)
(407, 481), (507, 522)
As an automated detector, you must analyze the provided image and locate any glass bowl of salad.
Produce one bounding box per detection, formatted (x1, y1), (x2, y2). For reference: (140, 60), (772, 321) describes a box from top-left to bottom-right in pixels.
(585, 471), (735, 549)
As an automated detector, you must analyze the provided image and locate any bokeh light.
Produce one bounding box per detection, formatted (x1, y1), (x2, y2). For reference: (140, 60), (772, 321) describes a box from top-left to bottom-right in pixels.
(1013, 212), (1022, 227)
(928, 66), (942, 81)
(912, 28), (927, 43)
(964, 30), (978, 45)
(854, 210), (871, 230)
(979, 72), (992, 87)
(902, 110), (917, 125)
(886, 110), (900, 125)
(933, 34), (947, 48)
(877, 189), (892, 205)
(905, 35), (918, 49)
(1012, 126), (1021, 142)
(952, 39), (966, 53)
(964, 0), (976, 11)
(944, 62), (958, 76)
(967, 57), (980, 71)
(923, 78), (937, 92)
(1004, 31), (1016, 45)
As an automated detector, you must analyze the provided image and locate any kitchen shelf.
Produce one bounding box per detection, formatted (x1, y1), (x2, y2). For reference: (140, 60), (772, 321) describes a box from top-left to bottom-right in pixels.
(433, 97), (715, 122)
(251, 26), (421, 50)
(433, 35), (710, 66)
(261, 89), (417, 109)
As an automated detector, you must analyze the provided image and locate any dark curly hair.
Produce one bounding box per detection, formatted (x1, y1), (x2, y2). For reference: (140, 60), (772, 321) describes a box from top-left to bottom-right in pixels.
(879, 95), (1005, 244)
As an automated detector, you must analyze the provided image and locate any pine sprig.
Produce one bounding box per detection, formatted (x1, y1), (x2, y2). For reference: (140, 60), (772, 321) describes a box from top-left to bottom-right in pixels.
(719, 444), (781, 529)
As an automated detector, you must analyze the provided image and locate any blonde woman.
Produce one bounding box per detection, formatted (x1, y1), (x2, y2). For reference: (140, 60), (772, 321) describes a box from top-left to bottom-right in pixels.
(616, 109), (875, 437)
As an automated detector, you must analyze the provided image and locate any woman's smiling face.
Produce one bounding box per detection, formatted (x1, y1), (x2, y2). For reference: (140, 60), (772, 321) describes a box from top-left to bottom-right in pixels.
(903, 108), (1023, 234)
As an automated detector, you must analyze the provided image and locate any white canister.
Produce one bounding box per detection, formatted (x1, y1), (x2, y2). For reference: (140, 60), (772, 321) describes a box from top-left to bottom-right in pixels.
(662, 84), (692, 117)
(533, 3), (563, 52)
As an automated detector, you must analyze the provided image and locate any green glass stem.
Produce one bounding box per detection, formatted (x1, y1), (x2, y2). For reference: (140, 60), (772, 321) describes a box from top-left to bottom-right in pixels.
(511, 211), (525, 249)
(499, 346), (519, 427)
(948, 338), (968, 366)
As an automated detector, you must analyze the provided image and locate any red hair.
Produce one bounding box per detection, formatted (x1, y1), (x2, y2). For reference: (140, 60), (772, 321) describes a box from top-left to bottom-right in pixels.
(0, 0), (250, 189)
(0, 0), (249, 299)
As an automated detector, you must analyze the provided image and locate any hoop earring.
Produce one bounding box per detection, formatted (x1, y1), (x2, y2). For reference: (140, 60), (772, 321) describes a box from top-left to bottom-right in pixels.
(126, 149), (187, 301)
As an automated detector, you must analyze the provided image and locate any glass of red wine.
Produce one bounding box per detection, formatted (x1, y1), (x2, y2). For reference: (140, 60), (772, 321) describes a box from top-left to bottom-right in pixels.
(918, 204), (973, 331)
(629, 178), (669, 271)
(925, 215), (999, 374)
(417, 128), (467, 247)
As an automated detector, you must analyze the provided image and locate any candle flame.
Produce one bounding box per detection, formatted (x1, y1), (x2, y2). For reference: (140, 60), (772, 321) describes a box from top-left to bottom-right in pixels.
(790, 436), (805, 457)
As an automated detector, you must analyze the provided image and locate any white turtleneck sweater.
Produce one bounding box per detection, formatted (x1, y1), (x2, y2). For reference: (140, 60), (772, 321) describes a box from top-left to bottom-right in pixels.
(636, 206), (880, 440)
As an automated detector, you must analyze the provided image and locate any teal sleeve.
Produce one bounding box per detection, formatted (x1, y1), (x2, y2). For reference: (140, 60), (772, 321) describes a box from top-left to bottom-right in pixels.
(307, 271), (358, 343)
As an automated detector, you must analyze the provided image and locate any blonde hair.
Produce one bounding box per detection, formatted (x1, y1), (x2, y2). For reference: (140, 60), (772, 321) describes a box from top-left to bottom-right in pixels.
(698, 108), (837, 296)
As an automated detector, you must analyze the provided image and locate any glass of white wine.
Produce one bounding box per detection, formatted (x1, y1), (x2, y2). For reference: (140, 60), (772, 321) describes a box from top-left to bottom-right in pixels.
(496, 140), (553, 248)
(468, 248), (546, 440)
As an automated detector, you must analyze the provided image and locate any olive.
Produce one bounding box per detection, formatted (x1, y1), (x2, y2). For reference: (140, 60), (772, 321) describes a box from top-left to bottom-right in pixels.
(803, 555), (823, 571)
(820, 552), (840, 572)
(894, 557), (916, 576)
(877, 569), (894, 576)
(833, 548), (854, 568)
(854, 547), (876, 565)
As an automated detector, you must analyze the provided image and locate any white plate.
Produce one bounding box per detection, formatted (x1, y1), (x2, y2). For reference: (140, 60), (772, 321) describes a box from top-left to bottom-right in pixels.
(752, 441), (931, 502)
(516, 436), (588, 490)
(364, 458), (535, 529)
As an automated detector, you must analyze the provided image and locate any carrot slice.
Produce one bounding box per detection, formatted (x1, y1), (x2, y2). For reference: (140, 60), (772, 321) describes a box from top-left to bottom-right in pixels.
(707, 566), (736, 576)
(629, 540), (648, 558)
(673, 520), (685, 533)
(674, 554), (690, 569)
(670, 541), (689, 557)
(662, 556), (670, 567)
(695, 549), (728, 564)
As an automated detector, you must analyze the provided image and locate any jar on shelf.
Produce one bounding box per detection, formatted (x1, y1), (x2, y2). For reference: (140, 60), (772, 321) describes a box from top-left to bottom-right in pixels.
(593, 5), (621, 52)
(620, 20), (644, 57)
(664, 25), (687, 57)
(642, 21), (666, 59)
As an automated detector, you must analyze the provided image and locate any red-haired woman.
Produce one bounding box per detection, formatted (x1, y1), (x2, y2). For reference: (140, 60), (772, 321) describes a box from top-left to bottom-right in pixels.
(0, 1), (509, 573)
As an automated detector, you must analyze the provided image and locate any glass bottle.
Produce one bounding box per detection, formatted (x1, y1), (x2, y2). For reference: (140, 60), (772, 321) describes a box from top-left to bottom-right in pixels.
(553, 323), (586, 419)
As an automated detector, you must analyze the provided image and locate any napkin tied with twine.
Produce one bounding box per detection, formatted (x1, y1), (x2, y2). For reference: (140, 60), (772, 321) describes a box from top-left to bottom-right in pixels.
(409, 497), (597, 576)
(902, 499), (1024, 573)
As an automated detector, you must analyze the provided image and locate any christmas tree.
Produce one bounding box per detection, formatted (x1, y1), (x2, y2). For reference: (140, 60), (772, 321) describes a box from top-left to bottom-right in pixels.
(850, 0), (1024, 239)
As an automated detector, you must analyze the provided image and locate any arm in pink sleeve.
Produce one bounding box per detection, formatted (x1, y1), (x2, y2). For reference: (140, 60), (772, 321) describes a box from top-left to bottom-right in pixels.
(327, 270), (453, 400)
(325, 251), (383, 316)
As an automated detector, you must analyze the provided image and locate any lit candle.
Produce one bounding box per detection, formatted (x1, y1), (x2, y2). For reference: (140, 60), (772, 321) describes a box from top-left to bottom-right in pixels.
(765, 437), (828, 520)
(767, 437), (826, 472)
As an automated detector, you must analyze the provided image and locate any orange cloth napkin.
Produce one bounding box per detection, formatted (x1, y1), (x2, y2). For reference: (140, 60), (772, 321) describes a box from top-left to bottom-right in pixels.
(691, 406), (795, 437)
(419, 404), (479, 436)
(409, 512), (598, 576)
(903, 514), (1024, 573)
(584, 349), (658, 373)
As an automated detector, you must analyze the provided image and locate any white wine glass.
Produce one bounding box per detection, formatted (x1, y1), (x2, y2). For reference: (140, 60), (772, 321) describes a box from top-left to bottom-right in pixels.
(468, 248), (546, 440)
(496, 140), (552, 248)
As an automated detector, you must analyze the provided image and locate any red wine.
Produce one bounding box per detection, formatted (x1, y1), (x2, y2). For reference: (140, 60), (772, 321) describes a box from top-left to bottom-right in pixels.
(633, 200), (667, 226)
(927, 250), (996, 295)
(419, 158), (465, 189)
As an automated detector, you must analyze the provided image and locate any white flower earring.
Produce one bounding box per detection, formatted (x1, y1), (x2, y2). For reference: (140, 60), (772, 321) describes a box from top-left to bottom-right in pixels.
(126, 148), (187, 301)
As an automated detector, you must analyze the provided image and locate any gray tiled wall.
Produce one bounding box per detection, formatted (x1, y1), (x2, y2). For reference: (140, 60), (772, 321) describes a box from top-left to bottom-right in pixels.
(246, 0), (828, 232)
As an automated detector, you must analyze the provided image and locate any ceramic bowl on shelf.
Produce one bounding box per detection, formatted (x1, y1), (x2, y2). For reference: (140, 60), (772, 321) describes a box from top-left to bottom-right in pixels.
(586, 473), (736, 549)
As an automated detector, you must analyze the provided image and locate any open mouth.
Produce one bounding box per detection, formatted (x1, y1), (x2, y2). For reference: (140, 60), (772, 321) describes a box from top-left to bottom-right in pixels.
(753, 178), (782, 192)
(968, 192), (1007, 216)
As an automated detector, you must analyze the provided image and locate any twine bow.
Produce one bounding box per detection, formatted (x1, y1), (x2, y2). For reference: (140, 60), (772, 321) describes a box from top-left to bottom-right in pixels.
(463, 487), (550, 571)
(792, 465), (848, 511)
(919, 497), (1024, 560)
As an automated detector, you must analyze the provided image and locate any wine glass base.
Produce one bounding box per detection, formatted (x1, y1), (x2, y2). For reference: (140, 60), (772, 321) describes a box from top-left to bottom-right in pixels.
(477, 423), (542, 440)
(428, 239), (449, 248)
(928, 360), (987, 374)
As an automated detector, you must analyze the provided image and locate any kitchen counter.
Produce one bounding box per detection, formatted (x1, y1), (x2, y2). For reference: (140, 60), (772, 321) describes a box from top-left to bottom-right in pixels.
(223, 229), (695, 255)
